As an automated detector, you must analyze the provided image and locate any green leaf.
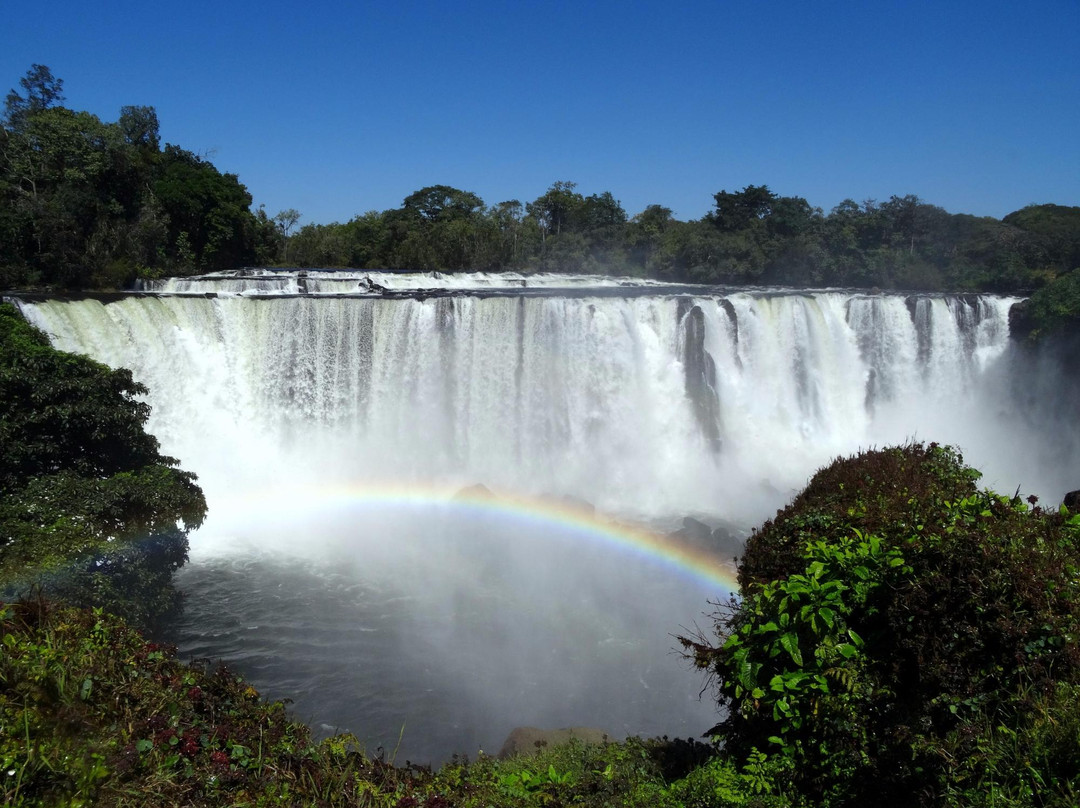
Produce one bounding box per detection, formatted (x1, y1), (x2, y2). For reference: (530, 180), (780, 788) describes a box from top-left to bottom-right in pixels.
(780, 633), (804, 666)
(135, 739), (153, 754)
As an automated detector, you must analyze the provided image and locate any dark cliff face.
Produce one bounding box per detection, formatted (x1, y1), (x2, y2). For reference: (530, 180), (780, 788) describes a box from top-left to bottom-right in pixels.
(999, 324), (1080, 501)
(1009, 298), (1035, 341)
(678, 301), (723, 452)
(1008, 298), (1080, 356)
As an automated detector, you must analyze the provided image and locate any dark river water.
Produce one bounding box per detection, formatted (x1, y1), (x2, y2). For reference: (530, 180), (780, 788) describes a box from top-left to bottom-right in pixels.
(158, 504), (726, 764)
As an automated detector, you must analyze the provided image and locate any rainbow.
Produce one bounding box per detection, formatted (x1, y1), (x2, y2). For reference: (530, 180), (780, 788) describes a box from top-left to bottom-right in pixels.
(214, 481), (741, 594)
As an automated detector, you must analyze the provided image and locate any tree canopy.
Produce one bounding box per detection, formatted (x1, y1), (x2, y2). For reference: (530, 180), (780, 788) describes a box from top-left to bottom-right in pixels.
(0, 303), (206, 626)
(0, 66), (277, 289)
(1, 64), (1077, 302)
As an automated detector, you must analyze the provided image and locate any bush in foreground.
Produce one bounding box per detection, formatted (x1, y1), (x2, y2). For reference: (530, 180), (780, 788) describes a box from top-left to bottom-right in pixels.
(684, 443), (1080, 806)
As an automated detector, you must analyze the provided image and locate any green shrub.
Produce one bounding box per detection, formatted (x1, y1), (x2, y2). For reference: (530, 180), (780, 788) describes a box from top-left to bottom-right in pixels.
(1017, 267), (1080, 341)
(0, 303), (205, 627)
(685, 444), (1080, 806)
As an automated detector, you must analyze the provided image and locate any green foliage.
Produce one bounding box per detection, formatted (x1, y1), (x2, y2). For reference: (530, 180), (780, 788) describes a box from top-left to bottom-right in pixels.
(685, 444), (1080, 806)
(0, 598), (757, 807)
(0, 303), (205, 626)
(0, 65), (263, 288)
(2, 65), (1072, 291)
(3, 64), (65, 129)
(153, 145), (255, 272)
(1002, 204), (1080, 275)
(1012, 267), (1080, 341)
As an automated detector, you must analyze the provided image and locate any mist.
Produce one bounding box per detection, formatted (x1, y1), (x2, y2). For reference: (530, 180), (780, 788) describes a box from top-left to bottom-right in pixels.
(16, 271), (1080, 762)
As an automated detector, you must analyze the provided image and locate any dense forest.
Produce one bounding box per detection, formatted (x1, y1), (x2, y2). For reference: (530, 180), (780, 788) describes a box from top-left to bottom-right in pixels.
(2, 65), (1080, 299)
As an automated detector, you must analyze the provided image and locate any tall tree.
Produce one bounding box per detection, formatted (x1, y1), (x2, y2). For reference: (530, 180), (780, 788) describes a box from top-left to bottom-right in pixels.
(116, 104), (160, 150)
(401, 185), (483, 222)
(3, 64), (65, 129)
(711, 185), (776, 232)
(273, 208), (302, 263)
(528, 181), (585, 239)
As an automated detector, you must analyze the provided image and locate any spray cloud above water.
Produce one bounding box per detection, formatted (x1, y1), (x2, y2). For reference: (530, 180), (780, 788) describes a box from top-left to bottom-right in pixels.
(16, 271), (1080, 761)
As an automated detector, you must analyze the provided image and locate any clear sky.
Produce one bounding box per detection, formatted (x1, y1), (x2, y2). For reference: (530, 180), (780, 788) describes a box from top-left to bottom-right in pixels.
(3, 1), (1077, 226)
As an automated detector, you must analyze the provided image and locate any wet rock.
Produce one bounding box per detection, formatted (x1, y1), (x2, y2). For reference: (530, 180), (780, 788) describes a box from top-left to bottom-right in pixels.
(680, 304), (722, 452)
(673, 516), (713, 544)
(453, 483), (495, 501)
(710, 525), (745, 559)
(1064, 490), (1080, 513)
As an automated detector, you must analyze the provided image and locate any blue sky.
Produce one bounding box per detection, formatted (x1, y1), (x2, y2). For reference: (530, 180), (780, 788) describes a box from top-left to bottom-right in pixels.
(3, 1), (1077, 226)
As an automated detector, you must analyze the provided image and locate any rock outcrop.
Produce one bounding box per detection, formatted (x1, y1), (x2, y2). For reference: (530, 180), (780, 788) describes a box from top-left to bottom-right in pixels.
(1064, 490), (1080, 513)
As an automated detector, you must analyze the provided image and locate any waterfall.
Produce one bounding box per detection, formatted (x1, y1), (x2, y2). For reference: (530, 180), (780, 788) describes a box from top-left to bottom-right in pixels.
(19, 278), (1067, 525)
(15, 271), (1079, 762)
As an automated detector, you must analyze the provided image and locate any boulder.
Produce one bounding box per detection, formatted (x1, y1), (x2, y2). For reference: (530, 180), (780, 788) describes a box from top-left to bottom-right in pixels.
(453, 483), (495, 501)
(498, 726), (610, 758)
(538, 493), (595, 515)
(1064, 490), (1080, 513)
(672, 516), (713, 545)
(710, 525), (745, 559)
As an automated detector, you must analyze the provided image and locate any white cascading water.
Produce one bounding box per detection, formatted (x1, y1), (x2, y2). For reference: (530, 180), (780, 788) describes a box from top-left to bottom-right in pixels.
(19, 280), (1057, 520)
(14, 272), (1078, 762)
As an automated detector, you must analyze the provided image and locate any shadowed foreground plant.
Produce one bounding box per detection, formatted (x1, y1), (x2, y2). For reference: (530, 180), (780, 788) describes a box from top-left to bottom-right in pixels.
(684, 444), (1080, 807)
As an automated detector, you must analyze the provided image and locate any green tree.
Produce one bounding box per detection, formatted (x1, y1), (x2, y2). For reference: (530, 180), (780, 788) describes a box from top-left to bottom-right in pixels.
(3, 64), (65, 129)
(116, 104), (160, 150)
(154, 144), (255, 272)
(1011, 267), (1080, 341)
(528, 181), (585, 241)
(489, 199), (528, 267)
(273, 208), (301, 263)
(0, 304), (206, 626)
(1003, 204), (1080, 274)
(711, 185), (777, 232)
(629, 204), (675, 275)
(401, 184), (483, 223)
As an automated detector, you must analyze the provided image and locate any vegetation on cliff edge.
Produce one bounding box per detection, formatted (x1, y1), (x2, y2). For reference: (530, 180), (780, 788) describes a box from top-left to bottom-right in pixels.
(0, 302), (205, 628)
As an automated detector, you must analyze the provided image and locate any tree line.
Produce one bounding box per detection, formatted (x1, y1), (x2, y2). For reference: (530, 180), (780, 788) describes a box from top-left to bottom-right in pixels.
(0, 65), (279, 289)
(2, 65), (1079, 295)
